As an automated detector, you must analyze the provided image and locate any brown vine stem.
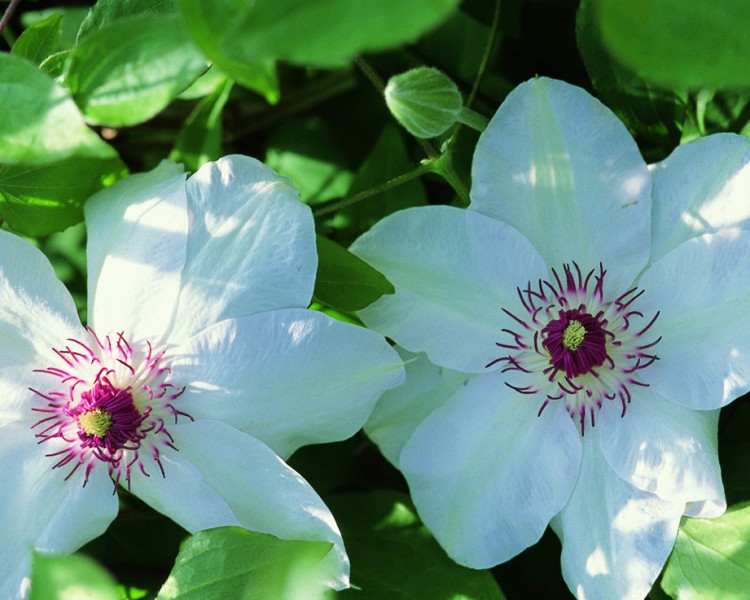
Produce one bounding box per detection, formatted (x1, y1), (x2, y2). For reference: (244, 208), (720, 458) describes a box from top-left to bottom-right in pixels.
(0, 0), (22, 39)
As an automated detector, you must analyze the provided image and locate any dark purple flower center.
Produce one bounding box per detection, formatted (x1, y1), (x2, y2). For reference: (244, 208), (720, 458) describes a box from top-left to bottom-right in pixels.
(541, 308), (609, 378)
(31, 329), (191, 489)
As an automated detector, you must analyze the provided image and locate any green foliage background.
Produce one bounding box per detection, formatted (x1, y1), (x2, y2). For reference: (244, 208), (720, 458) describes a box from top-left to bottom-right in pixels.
(2, 0), (750, 598)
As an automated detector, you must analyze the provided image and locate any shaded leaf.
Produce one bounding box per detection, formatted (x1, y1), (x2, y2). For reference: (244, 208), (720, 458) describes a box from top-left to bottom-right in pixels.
(11, 13), (63, 66)
(31, 552), (120, 600)
(314, 236), (394, 312)
(594, 0), (750, 90)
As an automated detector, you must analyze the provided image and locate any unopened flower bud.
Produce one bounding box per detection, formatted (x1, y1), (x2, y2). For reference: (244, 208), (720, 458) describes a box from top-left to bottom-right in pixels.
(385, 67), (463, 138)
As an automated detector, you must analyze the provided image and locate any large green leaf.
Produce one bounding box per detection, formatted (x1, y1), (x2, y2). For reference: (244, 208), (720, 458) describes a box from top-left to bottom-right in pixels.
(314, 236), (394, 312)
(65, 15), (208, 126)
(156, 528), (333, 600)
(593, 0), (750, 90)
(177, 0), (279, 102)
(77, 0), (176, 41)
(30, 552), (120, 600)
(662, 501), (750, 599)
(577, 0), (685, 158)
(0, 156), (127, 236)
(328, 491), (506, 599)
(227, 0), (461, 68)
(0, 54), (115, 165)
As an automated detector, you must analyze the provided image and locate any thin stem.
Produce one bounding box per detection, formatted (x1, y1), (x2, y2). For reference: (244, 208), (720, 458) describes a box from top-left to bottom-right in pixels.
(312, 160), (436, 218)
(448, 0), (501, 147)
(457, 106), (489, 132)
(354, 55), (441, 160)
(0, 0), (22, 39)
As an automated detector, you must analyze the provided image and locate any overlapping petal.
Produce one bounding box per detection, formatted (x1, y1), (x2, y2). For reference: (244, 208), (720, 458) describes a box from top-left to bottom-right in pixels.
(599, 390), (724, 514)
(350, 205), (547, 373)
(0, 230), (83, 386)
(170, 308), (404, 459)
(129, 419), (349, 589)
(471, 77), (652, 294)
(552, 433), (684, 600)
(640, 228), (750, 409)
(85, 161), (189, 344)
(0, 421), (118, 600)
(364, 348), (468, 467)
(399, 374), (581, 568)
(649, 133), (750, 264)
(168, 156), (317, 345)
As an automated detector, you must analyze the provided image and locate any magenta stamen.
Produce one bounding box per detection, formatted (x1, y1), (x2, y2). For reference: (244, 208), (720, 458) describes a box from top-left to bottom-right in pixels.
(488, 261), (661, 435)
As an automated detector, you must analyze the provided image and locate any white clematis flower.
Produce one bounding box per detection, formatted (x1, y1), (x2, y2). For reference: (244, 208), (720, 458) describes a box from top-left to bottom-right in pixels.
(350, 77), (750, 599)
(0, 155), (405, 599)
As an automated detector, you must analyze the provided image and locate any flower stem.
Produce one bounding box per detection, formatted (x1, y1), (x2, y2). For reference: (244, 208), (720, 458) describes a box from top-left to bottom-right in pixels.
(312, 160), (436, 218)
(0, 0), (22, 39)
(457, 106), (489, 132)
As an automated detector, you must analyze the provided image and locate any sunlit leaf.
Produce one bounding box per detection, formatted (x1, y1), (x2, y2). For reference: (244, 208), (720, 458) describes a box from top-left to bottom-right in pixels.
(156, 528), (333, 600)
(177, 0), (279, 102)
(65, 15), (208, 126)
(11, 13), (63, 66)
(662, 501), (750, 600)
(0, 156), (127, 236)
(0, 54), (115, 165)
(77, 0), (176, 41)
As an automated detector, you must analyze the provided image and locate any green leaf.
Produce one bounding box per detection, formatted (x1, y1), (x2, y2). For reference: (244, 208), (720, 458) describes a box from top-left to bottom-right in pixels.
(314, 236), (394, 312)
(77, 0), (177, 41)
(266, 117), (354, 204)
(156, 527), (333, 600)
(662, 501), (750, 600)
(0, 54), (115, 165)
(30, 552), (121, 600)
(227, 0), (461, 68)
(0, 156), (127, 236)
(65, 15), (208, 126)
(169, 78), (233, 171)
(577, 0), (685, 158)
(328, 491), (506, 599)
(11, 13), (64, 66)
(177, 0), (279, 102)
(593, 0), (750, 90)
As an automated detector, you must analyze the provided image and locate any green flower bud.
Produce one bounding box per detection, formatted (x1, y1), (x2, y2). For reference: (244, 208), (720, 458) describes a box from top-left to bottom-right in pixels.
(385, 67), (463, 139)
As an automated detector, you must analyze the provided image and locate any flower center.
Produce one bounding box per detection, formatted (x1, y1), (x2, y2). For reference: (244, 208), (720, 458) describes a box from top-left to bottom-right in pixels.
(487, 263), (661, 434)
(561, 319), (585, 351)
(77, 408), (113, 437)
(31, 329), (192, 490)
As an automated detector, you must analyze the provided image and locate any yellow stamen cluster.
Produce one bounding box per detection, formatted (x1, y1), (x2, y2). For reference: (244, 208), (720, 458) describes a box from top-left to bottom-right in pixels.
(562, 319), (586, 351)
(78, 408), (113, 437)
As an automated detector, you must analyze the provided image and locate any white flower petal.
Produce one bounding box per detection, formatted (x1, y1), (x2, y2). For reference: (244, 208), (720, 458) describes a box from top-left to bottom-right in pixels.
(171, 309), (404, 459)
(350, 205), (547, 373)
(599, 390), (724, 512)
(650, 133), (750, 264)
(0, 230), (82, 375)
(169, 156), (317, 345)
(85, 160), (188, 344)
(130, 420), (349, 590)
(552, 432), (684, 600)
(399, 374), (581, 568)
(640, 229), (750, 409)
(365, 348), (469, 467)
(0, 421), (118, 599)
(471, 77), (651, 293)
